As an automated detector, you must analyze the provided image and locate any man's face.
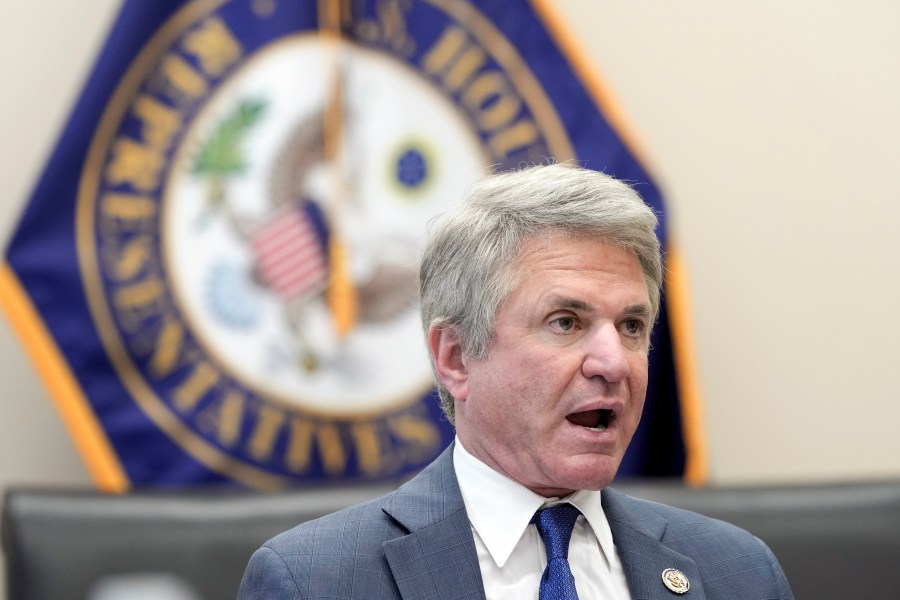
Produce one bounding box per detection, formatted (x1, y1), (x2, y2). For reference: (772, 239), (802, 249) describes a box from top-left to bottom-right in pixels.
(453, 234), (651, 497)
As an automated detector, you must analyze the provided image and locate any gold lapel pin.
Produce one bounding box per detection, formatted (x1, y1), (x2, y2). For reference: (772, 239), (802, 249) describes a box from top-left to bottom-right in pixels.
(661, 568), (690, 594)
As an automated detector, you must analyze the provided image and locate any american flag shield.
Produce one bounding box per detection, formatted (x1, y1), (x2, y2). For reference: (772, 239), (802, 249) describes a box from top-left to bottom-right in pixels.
(250, 204), (328, 302)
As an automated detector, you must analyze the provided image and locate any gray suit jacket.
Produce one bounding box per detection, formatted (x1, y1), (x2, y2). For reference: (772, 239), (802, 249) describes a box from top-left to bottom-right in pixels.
(239, 445), (794, 599)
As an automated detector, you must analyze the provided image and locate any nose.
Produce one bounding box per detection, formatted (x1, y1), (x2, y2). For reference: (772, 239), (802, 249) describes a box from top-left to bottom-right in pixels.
(581, 323), (630, 383)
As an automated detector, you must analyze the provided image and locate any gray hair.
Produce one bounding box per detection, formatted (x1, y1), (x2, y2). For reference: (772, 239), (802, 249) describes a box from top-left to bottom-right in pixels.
(420, 163), (663, 423)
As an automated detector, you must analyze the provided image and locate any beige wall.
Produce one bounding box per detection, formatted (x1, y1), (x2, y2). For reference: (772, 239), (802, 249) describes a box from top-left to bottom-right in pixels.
(1, 0), (899, 501)
(552, 0), (900, 484)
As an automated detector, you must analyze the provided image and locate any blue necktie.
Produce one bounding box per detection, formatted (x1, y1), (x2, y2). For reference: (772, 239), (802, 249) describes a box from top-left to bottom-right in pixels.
(532, 504), (581, 600)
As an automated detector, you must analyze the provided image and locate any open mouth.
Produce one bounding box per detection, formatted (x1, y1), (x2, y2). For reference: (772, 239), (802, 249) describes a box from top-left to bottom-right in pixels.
(566, 409), (612, 432)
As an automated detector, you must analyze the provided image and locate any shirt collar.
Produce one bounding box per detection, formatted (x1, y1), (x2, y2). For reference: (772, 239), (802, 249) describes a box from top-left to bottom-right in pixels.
(453, 437), (618, 568)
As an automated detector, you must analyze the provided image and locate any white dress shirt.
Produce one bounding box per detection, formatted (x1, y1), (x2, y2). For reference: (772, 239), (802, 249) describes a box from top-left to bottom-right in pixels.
(453, 438), (632, 600)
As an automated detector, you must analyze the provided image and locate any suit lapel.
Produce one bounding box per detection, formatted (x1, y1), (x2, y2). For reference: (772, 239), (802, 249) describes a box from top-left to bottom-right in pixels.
(381, 444), (486, 600)
(604, 488), (706, 599)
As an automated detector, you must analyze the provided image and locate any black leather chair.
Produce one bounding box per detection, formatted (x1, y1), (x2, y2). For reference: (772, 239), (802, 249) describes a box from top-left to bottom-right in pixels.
(617, 480), (900, 599)
(1, 484), (397, 600)
(4, 480), (900, 599)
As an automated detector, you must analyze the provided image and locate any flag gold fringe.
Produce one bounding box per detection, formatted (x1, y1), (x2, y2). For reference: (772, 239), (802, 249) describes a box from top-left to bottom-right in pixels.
(0, 263), (129, 492)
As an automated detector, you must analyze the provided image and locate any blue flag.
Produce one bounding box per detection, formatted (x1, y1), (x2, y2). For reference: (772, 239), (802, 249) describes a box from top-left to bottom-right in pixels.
(1, 0), (701, 490)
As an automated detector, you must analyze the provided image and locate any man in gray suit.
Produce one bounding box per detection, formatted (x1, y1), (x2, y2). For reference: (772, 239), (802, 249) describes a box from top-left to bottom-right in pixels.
(239, 164), (794, 599)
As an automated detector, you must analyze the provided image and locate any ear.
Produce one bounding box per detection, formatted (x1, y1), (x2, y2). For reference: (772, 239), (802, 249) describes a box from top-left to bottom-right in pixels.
(427, 324), (469, 402)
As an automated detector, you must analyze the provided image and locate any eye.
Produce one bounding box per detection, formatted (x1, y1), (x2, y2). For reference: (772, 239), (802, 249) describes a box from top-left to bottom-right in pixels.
(551, 316), (578, 332)
(621, 318), (645, 336)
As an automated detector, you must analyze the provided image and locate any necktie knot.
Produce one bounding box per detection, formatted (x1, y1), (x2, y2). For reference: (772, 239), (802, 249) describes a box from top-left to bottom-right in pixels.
(532, 504), (580, 560)
(532, 504), (581, 600)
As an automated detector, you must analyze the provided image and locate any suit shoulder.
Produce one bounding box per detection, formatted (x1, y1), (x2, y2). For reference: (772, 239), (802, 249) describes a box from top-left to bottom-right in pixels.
(262, 489), (401, 555)
(606, 488), (775, 557)
(643, 496), (739, 526)
(240, 490), (407, 599)
(604, 490), (794, 598)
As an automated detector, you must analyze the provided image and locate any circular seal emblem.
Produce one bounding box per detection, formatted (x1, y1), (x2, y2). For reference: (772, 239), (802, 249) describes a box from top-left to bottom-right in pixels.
(77, 0), (574, 488)
(661, 568), (691, 595)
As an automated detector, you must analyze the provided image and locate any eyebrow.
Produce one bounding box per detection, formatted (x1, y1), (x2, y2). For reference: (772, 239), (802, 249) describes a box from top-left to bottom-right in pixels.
(547, 296), (652, 319)
(621, 304), (653, 320)
(548, 296), (594, 313)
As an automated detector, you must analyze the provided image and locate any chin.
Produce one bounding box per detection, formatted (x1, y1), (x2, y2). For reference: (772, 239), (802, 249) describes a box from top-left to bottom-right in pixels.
(570, 474), (615, 492)
(561, 458), (620, 491)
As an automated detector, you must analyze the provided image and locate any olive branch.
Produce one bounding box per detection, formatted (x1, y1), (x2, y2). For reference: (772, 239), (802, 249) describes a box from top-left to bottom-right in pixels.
(191, 99), (267, 226)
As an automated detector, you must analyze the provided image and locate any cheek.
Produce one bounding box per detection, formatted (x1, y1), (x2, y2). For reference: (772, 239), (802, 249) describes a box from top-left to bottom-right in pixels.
(508, 361), (565, 415)
(627, 396), (646, 429)
(630, 355), (649, 387)
(490, 347), (546, 393)
(467, 363), (522, 419)
(478, 368), (550, 436)
(625, 362), (649, 415)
